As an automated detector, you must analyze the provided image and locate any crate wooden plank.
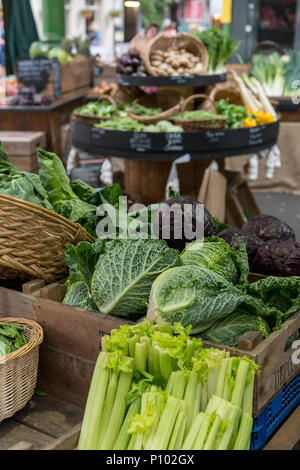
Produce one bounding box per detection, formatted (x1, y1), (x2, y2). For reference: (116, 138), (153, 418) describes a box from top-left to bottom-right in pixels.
(0, 286), (34, 320)
(0, 421), (55, 450)
(37, 346), (95, 408)
(264, 405), (300, 451)
(0, 131), (46, 155)
(42, 423), (81, 451)
(13, 395), (83, 438)
(9, 155), (39, 173)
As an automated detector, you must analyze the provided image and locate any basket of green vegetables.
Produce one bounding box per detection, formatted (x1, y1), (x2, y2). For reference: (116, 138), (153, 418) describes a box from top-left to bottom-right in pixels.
(72, 95), (119, 126)
(127, 90), (183, 124)
(0, 318), (44, 422)
(173, 94), (227, 131)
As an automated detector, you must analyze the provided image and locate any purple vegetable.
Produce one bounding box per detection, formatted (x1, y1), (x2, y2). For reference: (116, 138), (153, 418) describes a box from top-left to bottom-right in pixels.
(218, 228), (264, 269)
(153, 196), (217, 252)
(254, 240), (300, 277)
(242, 215), (295, 242)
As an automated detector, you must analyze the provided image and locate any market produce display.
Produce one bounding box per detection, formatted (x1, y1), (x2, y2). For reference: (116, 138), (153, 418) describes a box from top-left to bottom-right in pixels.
(149, 47), (204, 77)
(116, 48), (146, 76)
(95, 117), (184, 133)
(78, 320), (258, 450)
(248, 51), (300, 98)
(0, 322), (27, 357)
(73, 100), (128, 119)
(8, 86), (53, 106)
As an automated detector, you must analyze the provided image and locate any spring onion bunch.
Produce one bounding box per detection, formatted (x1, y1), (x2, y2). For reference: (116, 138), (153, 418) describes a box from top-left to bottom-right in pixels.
(78, 320), (259, 451)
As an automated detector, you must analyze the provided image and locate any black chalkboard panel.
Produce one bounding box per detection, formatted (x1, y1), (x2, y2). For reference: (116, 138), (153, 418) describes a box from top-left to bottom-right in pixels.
(51, 58), (62, 99)
(71, 119), (280, 161)
(116, 72), (227, 87)
(16, 57), (53, 92)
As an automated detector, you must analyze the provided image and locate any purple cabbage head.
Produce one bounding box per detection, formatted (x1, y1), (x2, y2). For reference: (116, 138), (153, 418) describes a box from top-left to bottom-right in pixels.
(242, 215), (295, 242)
(253, 240), (300, 277)
(218, 228), (264, 270)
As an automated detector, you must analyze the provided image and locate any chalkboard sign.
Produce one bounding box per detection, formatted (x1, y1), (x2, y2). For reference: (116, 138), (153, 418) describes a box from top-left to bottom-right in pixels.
(129, 133), (152, 152)
(164, 133), (184, 152)
(52, 59), (62, 99)
(116, 72), (227, 88)
(16, 57), (52, 92)
(248, 126), (264, 147)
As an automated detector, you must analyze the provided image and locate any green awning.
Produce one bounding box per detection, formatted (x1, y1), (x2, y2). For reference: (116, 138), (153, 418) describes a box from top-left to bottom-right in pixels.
(3, 0), (39, 74)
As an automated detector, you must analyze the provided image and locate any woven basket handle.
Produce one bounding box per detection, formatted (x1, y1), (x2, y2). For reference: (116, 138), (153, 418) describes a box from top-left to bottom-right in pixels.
(97, 94), (118, 109)
(253, 41), (284, 56)
(181, 94), (217, 117)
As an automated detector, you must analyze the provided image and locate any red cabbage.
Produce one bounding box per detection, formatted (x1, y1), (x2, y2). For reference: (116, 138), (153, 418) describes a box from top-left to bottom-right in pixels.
(218, 228), (264, 269)
(242, 215), (295, 242)
(254, 240), (300, 277)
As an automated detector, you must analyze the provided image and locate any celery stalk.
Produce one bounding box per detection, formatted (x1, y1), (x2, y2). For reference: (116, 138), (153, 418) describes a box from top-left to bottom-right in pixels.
(183, 371), (198, 433)
(215, 358), (229, 398)
(175, 412), (187, 450)
(152, 345), (161, 376)
(166, 371), (176, 394)
(222, 358), (233, 401)
(97, 370), (119, 444)
(101, 335), (110, 352)
(193, 382), (202, 422)
(135, 342), (148, 372)
(207, 366), (220, 402)
(148, 343), (155, 375)
(192, 413), (210, 450)
(233, 412), (253, 450)
(159, 349), (173, 381)
(216, 406), (241, 450)
(128, 335), (139, 358)
(144, 393), (164, 450)
(231, 360), (249, 408)
(148, 396), (181, 450)
(200, 380), (208, 411)
(99, 359), (134, 450)
(182, 412), (205, 450)
(168, 410), (186, 450)
(171, 371), (187, 400)
(242, 370), (255, 415)
(77, 352), (110, 450)
(203, 414), (221, 450)
(113, 397), (141, 450)
(127, 434), (137, 450)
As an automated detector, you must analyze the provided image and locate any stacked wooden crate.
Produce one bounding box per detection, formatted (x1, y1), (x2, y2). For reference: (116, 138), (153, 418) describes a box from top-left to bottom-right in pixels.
(0, 131), (46, 172)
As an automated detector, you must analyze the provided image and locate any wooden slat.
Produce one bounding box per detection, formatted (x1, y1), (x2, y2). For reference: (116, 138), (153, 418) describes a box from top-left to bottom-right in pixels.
(0, 421), (55, 450)
(42, 423), (81, 451)
(0, 286), (34, 319)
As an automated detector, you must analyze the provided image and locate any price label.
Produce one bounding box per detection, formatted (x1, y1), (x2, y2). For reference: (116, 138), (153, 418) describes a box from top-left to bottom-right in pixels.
(129, 133), (152, 152)
(248, 126), (264, 146)
(164, 133), (184, 152)
(205, 130), (226, 144)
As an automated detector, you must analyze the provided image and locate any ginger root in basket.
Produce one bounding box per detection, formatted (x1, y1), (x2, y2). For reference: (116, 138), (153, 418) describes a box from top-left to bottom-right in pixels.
(150, 48), (203, 76)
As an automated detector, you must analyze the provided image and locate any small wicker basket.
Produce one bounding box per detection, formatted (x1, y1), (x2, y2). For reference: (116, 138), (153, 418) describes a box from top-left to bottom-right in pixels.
(0, 194), (94, 283)
(144, 33), (209, 77)
(208, 81), (244, 107)
(173, 94), (227, 131)
(72, 95), (118, 126)
(0, 318), (44, 422)
(127, 90), (184, 124)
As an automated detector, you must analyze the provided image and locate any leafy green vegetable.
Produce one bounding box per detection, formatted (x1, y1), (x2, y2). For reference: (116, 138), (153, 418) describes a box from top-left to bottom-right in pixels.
(0, 322), (27, 357)
(173, 110), (222, 120)
(96, 117), (146, 132)
(62, 280), (99, 312)
(192, 27), (241, 73)
(215, 99), (247, 129)
(200, 310), (271, 347)
(149, 265), (291, 334)
(131, 104), (163, 117)
(71, 180), (97, 202)
(91, 239), (180, 318)
(180, 237), (249, 286)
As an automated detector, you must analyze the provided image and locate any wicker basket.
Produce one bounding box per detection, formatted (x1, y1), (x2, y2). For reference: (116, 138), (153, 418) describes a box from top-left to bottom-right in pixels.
(208, 81), (244, 107)
(173, 94), (227, 131)
(0, 318), (44, 422)
(144, 33), (209, 77)
(0, 195), (94, 283)
(127, 90), (184, 124)
(72, 95), (118, 126)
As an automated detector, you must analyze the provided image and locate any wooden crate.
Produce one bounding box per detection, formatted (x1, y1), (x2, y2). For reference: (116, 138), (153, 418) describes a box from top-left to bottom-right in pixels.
(0, 131), (45, 172)
(43, 57), (94, 100)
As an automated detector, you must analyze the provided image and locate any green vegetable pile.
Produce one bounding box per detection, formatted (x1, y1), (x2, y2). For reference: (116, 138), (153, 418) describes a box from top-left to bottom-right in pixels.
(173, 109), (223, 121)
(215, 99), (247, 129)
(0, 143), (125, 237)
(0, 322), (27, 357)
(78, 320), (258, 450)
(192, 27), (241, 74)
(250, 51), (300, 97)
(74, 101), (128, 119)
(95, 118), (184, 132)
(131, 103), (163, 117)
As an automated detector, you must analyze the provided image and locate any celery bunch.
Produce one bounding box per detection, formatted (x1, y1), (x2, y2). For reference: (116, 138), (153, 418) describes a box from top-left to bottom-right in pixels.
(78, 320), (259, 451)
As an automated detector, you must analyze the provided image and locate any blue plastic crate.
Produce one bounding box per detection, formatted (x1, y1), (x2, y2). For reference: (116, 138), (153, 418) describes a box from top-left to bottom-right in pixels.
(250, 372), (300, 450)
